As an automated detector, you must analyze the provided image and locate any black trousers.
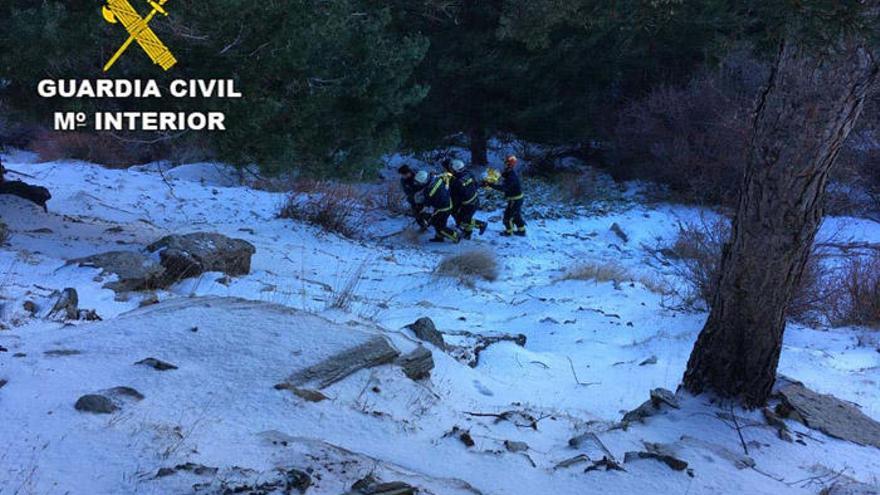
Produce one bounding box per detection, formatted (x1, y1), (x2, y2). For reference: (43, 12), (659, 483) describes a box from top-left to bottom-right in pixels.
(503, 198), (526, 233)
(412, 206), (430, 229)
(431, 210), (458, 240)
(453, 203), (487, 233)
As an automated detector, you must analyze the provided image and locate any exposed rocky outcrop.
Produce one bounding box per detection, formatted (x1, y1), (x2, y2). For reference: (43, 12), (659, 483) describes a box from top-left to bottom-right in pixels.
(776, 381), (880, 449)
(71, 251), (165, 292)
(396, 346), (434, 380)
(147, 232), (255, 283)
(287, 336), (399, 389)
(405, 317), (446, 349)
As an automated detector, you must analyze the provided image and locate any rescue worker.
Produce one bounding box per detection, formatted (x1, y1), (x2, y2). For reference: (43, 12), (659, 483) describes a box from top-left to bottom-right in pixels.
(398, 164), (429, 231)
(414, 170), (460, 243)
(443, 159), (487, 239)
(485, 155), (526, 236)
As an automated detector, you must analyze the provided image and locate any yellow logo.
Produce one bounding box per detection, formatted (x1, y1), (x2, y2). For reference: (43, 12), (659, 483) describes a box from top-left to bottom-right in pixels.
(102, 0), (177, 72)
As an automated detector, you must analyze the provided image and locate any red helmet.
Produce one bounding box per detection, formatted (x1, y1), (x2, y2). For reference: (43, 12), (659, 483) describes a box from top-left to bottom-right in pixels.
(505, 155), (518, 166)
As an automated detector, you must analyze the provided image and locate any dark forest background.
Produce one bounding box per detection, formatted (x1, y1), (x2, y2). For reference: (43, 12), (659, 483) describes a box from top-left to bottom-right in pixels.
(1, 0), (878, 207)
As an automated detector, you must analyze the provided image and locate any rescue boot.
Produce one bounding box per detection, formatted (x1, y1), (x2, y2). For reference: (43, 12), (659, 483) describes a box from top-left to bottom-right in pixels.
(514, 230), (527, 237)
(478, 221), (488, 235)
(429, 236), (445, 243)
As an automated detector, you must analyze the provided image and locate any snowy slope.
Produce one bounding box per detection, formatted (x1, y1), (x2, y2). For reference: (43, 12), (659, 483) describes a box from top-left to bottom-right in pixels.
(1, 154), (879, 494)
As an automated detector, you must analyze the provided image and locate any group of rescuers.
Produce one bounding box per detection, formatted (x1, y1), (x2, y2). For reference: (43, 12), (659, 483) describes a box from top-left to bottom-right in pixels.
(398, 154), (526, 243)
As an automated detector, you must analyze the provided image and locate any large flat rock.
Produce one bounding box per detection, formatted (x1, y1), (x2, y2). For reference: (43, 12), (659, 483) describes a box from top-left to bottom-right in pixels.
(778, 382), (880, 449)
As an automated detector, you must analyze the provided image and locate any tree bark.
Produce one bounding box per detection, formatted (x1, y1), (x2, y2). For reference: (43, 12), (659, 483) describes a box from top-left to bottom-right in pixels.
(469, 126), (488, 166)
(683, 36), (879, 407)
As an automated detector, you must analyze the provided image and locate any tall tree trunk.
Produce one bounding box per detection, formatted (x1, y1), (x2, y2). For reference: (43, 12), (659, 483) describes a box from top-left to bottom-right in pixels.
(683, 37), (878, 407)
(469, 126), (488, 166)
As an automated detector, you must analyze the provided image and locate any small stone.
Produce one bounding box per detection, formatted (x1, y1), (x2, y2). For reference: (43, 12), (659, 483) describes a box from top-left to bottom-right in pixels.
(650, 388), (680, 409)
(135, 357), (178, 371)
(107, 386), (144, 401)
(274, 383), (328, 402)
(624, 451), (688, 471)
(396, 346), (434, 381)
(139, 293), (159, 307)
(75, 394), (117, 414)
(504, 440), (529, 453)
(459, 430), (475, 447)
(610, 222), (629, 243)
(638, 355), (658, 366)
(22, 301), (37, 315)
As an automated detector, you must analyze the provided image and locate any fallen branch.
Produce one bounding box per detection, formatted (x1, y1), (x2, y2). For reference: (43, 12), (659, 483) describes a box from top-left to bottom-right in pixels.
(567, 356), (600, 387)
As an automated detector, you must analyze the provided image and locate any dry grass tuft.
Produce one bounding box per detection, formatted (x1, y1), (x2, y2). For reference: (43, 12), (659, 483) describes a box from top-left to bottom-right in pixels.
(561, 261), (632, 284)
(436, 250), (500, 283)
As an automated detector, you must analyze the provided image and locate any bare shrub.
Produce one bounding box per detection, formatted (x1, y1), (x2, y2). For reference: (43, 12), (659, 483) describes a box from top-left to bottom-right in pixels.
(826, 254), (880, 328)
(329, 260), (369, 311)
(278, 183), (365, 238)
(376, 180), (409, 216)
(667, 216), (828, 320)
(29, 131), (157, 167)
(436, 250), (499, 283)
(667, 216), (731, 306)
(614, 50), (766, 206)
(0, 220), (8, 244)
(561, 262), (631, 284)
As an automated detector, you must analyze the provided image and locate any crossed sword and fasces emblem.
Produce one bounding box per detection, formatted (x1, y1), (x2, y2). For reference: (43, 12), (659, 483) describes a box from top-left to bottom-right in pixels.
(102, 0), (176, 72)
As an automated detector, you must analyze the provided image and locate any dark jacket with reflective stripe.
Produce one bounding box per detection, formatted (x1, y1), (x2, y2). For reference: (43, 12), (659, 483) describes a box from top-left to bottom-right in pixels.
(450, 170), (480, 207)
(421, 175), (453, 212)
(490, 169), (523, 200)
(400, 176), (422, 208)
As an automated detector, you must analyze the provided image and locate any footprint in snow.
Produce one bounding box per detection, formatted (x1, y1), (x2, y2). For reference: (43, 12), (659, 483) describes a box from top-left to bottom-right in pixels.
(472, 380), (494, 397)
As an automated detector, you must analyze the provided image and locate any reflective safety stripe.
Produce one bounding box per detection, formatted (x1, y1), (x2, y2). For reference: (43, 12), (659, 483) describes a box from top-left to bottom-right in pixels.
(432, 199), (453, 216)
(462, 192), (478, 205)
(506, 193), (524, 201)
(462, 178), (473, 186)
(429, 178), (444, 197)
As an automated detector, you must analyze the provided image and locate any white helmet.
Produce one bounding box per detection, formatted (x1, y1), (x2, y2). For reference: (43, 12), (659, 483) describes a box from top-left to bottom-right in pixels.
(450, 159), (466, 172)
(414, 170), (429, 185)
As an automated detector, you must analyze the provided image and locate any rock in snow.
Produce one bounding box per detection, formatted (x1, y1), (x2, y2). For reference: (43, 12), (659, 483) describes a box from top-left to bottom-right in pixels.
(404, 317), (446, 349)
(147, 232), (256, 283)
(396, 346), (434, 381)
(288, 336), (400, 389)
(74, 394), (117, 414)
(70, 251), (165, 292)
(135, 357), (178, 371)
(776, 382), (880, 449)
(48, 287), (79, 320)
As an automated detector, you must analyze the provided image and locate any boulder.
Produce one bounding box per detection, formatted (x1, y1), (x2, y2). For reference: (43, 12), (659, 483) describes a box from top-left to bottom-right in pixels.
(147, 232), (255, 283)
(396, 346), (434, 380)
(70, 251), (165, 292)
(405, 317), (446, 349)
(74, 394), (117, 414)
(288, 336), (400, 389)
(776, 382), (880, 448)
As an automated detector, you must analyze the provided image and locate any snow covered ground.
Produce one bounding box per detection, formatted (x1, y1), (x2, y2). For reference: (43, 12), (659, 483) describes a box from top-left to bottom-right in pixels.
(1, 152), (879, 494)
